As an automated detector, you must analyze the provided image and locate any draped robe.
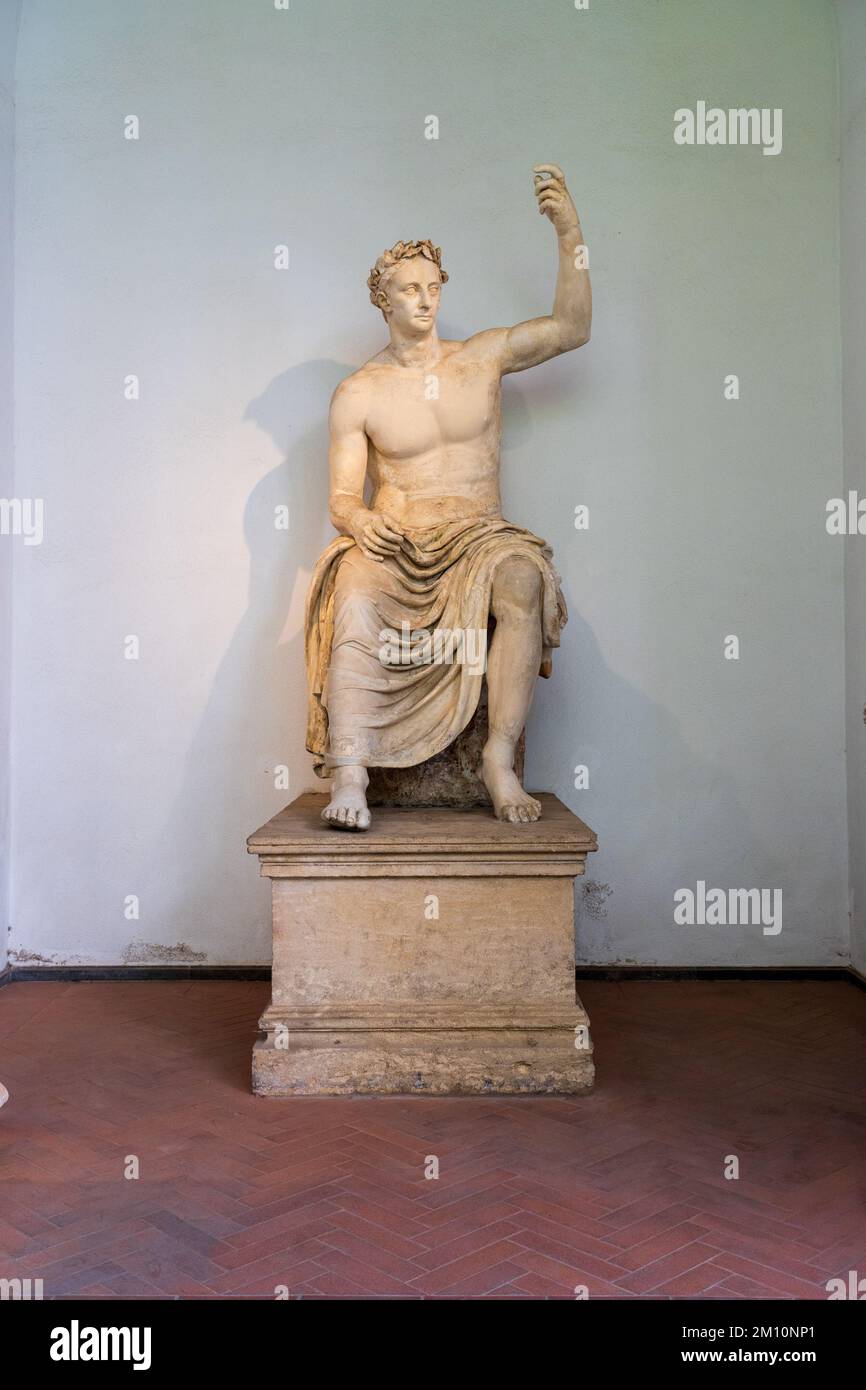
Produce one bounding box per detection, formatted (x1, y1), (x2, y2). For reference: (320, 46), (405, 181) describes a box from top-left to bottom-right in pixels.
(305, 516), (567, 774)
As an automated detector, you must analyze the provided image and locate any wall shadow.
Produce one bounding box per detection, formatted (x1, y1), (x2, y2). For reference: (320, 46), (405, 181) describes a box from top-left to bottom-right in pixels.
(141, 359), (349, 964)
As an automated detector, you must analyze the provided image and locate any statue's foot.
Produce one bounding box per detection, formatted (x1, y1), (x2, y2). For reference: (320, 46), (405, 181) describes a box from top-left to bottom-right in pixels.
(321, 766), (371, 831)
(481, 749), (542, 824)
(322, 786), (371, 830)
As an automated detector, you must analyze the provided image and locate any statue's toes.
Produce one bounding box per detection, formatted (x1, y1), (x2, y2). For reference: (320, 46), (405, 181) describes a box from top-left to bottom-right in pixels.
(345, 808), (357, 827)
(498, 801), (541, 825)
(357, 808), (371, 830)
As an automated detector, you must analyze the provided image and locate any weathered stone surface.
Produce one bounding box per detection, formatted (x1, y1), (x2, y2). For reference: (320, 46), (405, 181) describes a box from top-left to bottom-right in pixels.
(366, 685), (524, 807)
(248, 793), (597, 1096)
(252, 1024), (592, 1096)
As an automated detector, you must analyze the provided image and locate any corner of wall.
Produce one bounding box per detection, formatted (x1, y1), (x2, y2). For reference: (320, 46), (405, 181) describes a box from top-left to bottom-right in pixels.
(0, 1), (23, 973)
(834, 0), (866, 974)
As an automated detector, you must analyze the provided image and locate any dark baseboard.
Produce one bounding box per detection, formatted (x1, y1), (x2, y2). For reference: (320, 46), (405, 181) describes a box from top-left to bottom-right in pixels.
(2, 964), (270, 983)
(575, 964), (866, 990)
(1, 963), (864, 989)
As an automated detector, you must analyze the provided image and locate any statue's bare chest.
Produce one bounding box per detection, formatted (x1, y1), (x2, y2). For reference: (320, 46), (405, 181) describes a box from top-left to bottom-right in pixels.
(366, 364), (500, 460)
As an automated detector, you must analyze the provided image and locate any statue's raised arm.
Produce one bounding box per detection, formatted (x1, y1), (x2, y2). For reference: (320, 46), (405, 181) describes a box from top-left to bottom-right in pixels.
(468, 164), (592, 376)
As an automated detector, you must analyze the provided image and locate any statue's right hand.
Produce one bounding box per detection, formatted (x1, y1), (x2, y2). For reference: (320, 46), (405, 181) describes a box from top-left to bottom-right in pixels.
(352, 510), (404, 560)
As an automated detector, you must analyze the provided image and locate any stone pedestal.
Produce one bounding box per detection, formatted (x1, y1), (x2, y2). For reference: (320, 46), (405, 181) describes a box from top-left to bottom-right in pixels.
(247, 793), (598, 1096)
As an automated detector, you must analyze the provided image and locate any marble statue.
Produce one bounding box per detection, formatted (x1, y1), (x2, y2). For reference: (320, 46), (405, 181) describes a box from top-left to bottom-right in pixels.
(305, 164), (591, 829)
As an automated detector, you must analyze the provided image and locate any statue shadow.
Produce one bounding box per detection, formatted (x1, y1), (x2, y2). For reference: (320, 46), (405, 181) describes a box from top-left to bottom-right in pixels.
(526, 605), (764, 965)
(142, 359), (350, 964)
(494, 369), (765, 965)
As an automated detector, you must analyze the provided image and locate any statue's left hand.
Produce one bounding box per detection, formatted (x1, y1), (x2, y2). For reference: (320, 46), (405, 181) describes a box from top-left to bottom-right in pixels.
(532, 164), (579, 237)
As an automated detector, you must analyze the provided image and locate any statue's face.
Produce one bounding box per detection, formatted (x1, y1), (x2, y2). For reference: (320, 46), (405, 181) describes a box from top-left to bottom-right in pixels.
(381, 256), (443, 334)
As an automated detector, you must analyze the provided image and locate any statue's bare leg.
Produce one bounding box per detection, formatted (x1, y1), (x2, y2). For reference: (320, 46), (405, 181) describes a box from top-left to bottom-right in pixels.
(322, 764), (371, 830)
(320, 562), (375, 830)
(481, 556), (543, 824)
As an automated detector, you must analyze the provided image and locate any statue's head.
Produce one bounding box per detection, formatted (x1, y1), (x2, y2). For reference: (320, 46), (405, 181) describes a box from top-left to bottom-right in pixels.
(367, 239), (448, 333)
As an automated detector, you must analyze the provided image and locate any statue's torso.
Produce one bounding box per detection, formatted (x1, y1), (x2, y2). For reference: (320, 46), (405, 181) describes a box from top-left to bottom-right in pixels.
(360, 341), (502, 529)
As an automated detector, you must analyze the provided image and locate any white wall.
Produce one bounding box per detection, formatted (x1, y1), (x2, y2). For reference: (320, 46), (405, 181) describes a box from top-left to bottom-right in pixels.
(0, 0), (21, 974)
(9, 0), (848, 966)
(837, 0), (866, 976)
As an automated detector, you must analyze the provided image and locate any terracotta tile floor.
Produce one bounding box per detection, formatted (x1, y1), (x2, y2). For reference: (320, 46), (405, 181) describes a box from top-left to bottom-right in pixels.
(0, 979), (864, 1299)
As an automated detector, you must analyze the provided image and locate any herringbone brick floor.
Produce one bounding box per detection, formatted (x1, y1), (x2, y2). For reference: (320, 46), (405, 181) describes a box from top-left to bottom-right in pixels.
(1, 980), (864, 1299)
